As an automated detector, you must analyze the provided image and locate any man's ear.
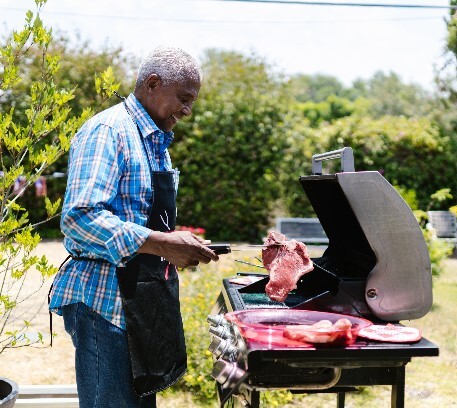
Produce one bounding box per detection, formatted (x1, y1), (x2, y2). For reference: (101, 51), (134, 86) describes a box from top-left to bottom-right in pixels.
(146, 74), (161, 93)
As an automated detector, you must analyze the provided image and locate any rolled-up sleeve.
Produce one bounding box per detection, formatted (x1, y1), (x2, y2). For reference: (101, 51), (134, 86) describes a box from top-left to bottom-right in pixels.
(61, 122), (150, 265)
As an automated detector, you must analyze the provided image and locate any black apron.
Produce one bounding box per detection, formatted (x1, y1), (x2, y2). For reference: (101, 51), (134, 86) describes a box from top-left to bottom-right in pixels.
(116, 107), (187, 397)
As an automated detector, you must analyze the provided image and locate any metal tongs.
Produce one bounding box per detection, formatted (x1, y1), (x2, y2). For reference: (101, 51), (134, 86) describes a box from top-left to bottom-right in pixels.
(207, 243), (339, 280)
(207, 243), (275, 269)
(207, 243), (267, 255)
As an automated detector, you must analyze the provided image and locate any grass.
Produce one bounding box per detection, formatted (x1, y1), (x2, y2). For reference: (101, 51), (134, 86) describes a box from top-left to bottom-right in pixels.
(159, 251), (457, 408)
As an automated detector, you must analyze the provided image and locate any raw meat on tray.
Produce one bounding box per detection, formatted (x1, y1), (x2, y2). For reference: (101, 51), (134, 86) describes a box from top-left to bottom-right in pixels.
(284, 318), (353, 345)
(358, 324), (422, 343)
(262, 231), (314, 302)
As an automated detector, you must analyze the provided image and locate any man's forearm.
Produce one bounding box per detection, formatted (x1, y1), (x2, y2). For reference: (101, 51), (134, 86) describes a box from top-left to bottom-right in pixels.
(137, 230), (219, 268)
(137, 231), (168, 256)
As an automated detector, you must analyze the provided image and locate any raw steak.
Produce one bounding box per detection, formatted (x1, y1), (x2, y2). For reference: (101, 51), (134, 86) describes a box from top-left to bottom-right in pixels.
(284, 318), (353, 344)
(262, 231), (314, 302)
(358, 324), (421, 343)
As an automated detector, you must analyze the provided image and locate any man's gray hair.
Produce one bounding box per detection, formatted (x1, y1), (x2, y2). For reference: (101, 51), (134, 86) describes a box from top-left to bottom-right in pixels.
(135, 46), (202, 89)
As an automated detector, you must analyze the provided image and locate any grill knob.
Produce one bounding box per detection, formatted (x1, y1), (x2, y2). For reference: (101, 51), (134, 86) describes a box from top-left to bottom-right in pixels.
(208, 336), (224, 355)
(208, 337), (239, 361)
(207, 314), (229, 327)
(211, 359), (246, 389)
(221, 343), (239, 361)
(367, 288), (378, 299)
(209, 325), (234, 341)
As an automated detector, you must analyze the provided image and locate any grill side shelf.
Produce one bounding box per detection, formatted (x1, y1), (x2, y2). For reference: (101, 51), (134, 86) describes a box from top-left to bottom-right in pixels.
(245, 336), (439, 365)
(222, 278), (247, 311)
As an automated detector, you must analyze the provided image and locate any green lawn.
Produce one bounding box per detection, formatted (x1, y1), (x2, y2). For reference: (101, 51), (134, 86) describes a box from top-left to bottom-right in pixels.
(158, 252), (457, 407)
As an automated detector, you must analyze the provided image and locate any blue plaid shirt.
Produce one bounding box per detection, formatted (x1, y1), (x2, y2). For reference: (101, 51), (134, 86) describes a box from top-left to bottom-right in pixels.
(49, 93), (176, 329)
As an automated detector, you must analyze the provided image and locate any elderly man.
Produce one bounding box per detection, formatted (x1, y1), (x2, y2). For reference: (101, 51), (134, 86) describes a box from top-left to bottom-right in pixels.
(49, 46), (219, 407)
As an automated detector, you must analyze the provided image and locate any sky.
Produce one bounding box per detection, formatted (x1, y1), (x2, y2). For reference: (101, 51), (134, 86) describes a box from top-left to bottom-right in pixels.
(0, 0), (453, 90)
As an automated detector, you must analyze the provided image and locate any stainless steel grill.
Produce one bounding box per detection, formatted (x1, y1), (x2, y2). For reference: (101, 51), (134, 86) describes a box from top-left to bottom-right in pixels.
(206, 148), (439, 408)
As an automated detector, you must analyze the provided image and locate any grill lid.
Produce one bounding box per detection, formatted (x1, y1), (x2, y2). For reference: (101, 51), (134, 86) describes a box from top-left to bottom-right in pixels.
(299, 148), (432, 321)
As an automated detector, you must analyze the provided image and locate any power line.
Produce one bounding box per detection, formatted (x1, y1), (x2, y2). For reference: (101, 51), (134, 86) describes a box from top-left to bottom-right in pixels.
(213, 0), (457, 9)
(0, 5), (447, 24)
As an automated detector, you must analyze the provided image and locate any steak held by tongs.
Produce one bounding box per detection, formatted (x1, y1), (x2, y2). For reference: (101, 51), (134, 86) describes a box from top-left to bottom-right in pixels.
(262, 231), (314, 302)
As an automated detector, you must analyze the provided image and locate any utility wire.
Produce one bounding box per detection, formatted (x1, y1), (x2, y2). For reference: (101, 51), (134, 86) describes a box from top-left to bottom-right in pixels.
(0, 5), (447, 24)
(213, 0), (457, 10)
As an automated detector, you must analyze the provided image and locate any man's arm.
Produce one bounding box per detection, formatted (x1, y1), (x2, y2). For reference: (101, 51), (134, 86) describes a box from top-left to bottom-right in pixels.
(138, 230), (218, 267)
(61, 122), (151, 265)
(61, 121), (218, 267)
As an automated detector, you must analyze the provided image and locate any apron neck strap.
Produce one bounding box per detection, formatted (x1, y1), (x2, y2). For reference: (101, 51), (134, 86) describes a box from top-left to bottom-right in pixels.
(123, 100), (154, 176)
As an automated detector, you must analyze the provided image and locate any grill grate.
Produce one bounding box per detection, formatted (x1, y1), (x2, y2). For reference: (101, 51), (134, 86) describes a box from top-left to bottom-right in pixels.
(240, 293), (306, 309)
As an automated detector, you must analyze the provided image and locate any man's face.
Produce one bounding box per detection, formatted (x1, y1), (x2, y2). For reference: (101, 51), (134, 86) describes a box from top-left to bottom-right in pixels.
(142, 76), (200, 132)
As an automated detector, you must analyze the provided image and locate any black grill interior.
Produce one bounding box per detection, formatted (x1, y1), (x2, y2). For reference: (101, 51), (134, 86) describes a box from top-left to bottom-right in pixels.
(299, 175), (376, 280)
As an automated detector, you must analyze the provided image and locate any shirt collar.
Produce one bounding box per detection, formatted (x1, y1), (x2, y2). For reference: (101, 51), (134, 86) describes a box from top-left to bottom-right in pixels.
(124, 93), (174, 146)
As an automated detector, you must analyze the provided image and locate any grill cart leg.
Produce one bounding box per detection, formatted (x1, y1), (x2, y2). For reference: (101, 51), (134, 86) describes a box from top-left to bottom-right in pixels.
(227, 389), (260, 408)
(250, 391), (260, 408)
(337, 392), (346, 408)
(391, 365), (405, 408)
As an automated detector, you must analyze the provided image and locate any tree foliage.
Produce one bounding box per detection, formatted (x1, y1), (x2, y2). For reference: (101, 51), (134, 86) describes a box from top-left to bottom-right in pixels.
(0, 0), (120, 354)
(280, 68), (455, 218)
(0, 30), (136, 235)
(319, 115), (456, 208)
(1, 7), (453, 246)
(348, 71), (433, 118)
(298, 95), (360, 128)
(286, 71), (432, 118)
(172, 50), (293, 242)
(286, 73), (348, 103)
(432, 1), (457, 143)
(0, 30), (136, 164)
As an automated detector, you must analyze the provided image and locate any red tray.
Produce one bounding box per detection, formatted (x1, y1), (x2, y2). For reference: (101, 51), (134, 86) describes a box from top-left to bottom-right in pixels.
(225, 309), (372, 348)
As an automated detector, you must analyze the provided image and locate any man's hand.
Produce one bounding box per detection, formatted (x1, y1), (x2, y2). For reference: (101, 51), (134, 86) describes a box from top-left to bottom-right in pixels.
(138, 230), (219, 268)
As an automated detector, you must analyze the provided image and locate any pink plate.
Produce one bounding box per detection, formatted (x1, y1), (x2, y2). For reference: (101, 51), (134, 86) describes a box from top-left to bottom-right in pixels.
(225, 309), (372, 347)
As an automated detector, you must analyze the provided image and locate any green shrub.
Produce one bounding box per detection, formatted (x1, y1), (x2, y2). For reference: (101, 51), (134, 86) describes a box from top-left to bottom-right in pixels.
(450, 205), (457, 217)
(422, 228), (454, 276)
(16, 176), (67, 238)
(177, 266), (223, 403)
(172, 50), (293, 242)
(398, 187), (455, 277)
(320, 115), (457, 209)
(169, 261), (235, 404)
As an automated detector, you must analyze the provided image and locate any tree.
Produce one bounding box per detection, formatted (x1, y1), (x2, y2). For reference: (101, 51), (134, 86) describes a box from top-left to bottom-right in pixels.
(298, 95), (360, 128)
(0, 0), (119, 354)
(0, 30), (137, 165)
(276, 115), (322, 218)
(286, 73), (348, 103)
(431, 1), (457, 176)
(0, 31), (136, 236)
(320, 115), (457, 208)
(440, 0), (457, 105)
(280, 111), (457, 218)
(172, 49), (293, 242)
(350, 71), (433, 118)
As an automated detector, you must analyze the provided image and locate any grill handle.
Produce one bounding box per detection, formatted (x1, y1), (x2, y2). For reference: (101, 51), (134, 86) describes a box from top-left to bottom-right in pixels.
(312, 147), (355, 175)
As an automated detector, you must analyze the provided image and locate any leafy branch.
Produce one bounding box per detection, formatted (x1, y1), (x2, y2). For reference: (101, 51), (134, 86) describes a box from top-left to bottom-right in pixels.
(0, 0), (120, 354)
